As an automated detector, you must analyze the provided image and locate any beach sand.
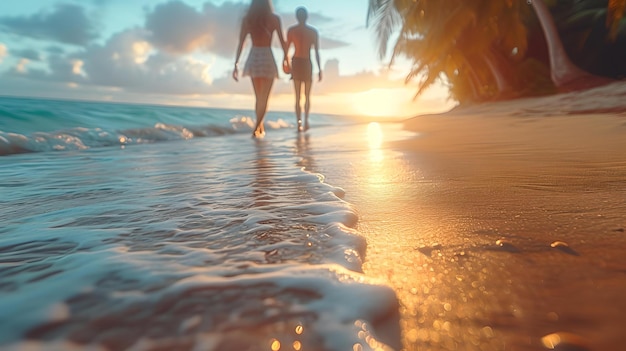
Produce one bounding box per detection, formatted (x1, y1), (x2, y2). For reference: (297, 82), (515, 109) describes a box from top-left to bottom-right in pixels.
(2, 83), (625, 350)
(307, 82), (626, 350)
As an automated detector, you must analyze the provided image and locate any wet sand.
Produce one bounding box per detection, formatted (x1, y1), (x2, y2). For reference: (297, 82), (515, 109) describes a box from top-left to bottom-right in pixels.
(308, 82), (626, 350)
(392, 114), (626, 350)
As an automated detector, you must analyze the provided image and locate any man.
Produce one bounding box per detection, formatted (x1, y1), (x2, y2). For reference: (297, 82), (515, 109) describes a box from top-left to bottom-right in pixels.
(286, 6), (322, 132)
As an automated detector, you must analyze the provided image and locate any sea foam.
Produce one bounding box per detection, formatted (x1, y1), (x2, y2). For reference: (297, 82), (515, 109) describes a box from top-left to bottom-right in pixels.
(1, 119), (400, 350)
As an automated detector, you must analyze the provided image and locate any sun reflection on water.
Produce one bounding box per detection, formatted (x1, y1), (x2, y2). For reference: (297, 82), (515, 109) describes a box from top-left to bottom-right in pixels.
(270, 338), (281, 350)
(365, 122), (396, 191)
(267, 324), (306, 350)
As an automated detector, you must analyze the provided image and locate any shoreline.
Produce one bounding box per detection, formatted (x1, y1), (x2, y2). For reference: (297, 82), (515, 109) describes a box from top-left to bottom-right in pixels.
(311, 82), (626, 350)
(2, 85), (624, 349)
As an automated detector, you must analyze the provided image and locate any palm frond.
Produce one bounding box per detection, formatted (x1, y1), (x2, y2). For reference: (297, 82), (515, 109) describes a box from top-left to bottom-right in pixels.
(366, 0), (383, 26)
(413, 68), (441, 99)
(368, 0), (536, 102)
(607, 0), (626, 41)
(367, 0), (401, 58)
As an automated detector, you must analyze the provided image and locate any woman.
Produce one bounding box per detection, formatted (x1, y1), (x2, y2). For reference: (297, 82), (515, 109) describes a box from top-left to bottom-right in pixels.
(233, 0), (288, 137)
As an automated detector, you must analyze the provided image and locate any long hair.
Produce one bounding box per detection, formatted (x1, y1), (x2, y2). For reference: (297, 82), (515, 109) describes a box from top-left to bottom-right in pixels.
(244, 0), (273, 29)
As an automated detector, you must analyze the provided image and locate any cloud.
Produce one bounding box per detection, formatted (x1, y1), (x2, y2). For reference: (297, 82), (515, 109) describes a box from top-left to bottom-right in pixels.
(201, 2), (249, 57)
(7, 36), (406, 99)
(145, 1), (246, 57)
(3, 27), (214, 95)
(15, 59), (30, 73)
(0, 4), (98, 46)
(0, 44), (6, 64)
(145, 1), (210, 54)
(14, 49), (41, 61)
(281, 11), (350, 50)
(49, 54), (86, 82)
(47, 46), (66, 55)
(0, 2), (392, 98)
(306, 12), (335, 25)
(280, 10), (334, 25)
(42, 28), (213, 95)
(143, 1), (347, 57)
(319, 37), (350, 50)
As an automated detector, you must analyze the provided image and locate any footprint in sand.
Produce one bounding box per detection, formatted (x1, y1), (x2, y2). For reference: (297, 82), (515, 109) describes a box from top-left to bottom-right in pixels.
(550, 241), (579, 256)
(494, 239), (520, 253)
(416, 243), (442, 256)
(541, 332), (590, 351)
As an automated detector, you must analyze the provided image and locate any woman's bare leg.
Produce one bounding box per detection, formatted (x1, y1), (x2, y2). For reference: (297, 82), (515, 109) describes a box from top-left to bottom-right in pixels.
(251, 77), (274, 137)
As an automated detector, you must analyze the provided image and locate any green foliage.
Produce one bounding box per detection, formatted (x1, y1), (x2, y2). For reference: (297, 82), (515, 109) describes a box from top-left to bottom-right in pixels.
(368, 0), (626, 104)
(553, 0), (626, 78)
(608, 0), (626, 39)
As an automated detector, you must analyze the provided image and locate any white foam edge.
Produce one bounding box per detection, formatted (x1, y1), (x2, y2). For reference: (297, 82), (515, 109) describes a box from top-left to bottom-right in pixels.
(169, 263), (400, 351)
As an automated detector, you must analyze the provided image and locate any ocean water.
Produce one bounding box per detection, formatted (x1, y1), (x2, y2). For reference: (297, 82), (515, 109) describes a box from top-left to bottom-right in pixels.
(0, 97), (400, 351)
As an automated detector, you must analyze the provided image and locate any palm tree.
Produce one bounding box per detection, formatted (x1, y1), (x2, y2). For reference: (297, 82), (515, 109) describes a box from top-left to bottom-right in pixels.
(529, 0), (615, 89)
(368, 0), (533, 101)
(368, 0), (625, 101)
(608, 0), (626, 40)
(552, 0), (626, 79)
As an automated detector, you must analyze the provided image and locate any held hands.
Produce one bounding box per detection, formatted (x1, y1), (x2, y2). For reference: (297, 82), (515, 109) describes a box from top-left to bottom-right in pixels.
(318, 70), (323, 82)
(282, 57), (291, 75)
(232, 64), (239, 82)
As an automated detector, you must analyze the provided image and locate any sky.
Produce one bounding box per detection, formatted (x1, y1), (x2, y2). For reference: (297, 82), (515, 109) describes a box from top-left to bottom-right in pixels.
(0, 0), (456, 117)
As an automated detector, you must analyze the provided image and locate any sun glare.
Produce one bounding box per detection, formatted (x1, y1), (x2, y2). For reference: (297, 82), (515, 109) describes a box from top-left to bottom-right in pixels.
(351, 88), (419, 117)
(362, 122), (401, 206)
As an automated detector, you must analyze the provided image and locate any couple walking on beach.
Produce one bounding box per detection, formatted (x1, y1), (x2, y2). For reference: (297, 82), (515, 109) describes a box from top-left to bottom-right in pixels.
(233, 0), (322, 137)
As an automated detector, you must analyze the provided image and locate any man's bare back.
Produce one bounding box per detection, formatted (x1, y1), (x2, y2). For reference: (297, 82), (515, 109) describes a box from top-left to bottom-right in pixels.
(286, 7), (321, 82)
(288, 24), (317, 59)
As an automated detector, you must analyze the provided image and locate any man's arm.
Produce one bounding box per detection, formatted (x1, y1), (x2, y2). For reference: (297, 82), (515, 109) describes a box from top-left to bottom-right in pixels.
(313, 30), (322, 82)
(286, 29), (294, 58)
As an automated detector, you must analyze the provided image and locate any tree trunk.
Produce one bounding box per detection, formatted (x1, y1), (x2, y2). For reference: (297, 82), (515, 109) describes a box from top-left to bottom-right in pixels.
(463, 55), (492, 101)
(484, 54), (510, 94)
(483, 47), (518, 98)
(466, 67), (483, 101)
(531, 0), (612, 89)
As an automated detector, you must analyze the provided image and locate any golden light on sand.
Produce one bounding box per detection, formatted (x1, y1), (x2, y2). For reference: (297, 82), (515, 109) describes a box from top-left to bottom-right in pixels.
(367, 122), (384, 163)
(362, 122), (408, 213)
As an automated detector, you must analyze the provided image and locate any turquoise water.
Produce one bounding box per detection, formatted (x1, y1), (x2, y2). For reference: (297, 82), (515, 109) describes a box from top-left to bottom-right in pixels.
(0, 97), (400, 350)
(0, 96), (359, 156)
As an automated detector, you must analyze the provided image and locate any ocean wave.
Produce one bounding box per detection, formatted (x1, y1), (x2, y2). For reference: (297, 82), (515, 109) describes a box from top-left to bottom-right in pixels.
(0, 96), (367, 157)
(0, 116), (293, 157)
